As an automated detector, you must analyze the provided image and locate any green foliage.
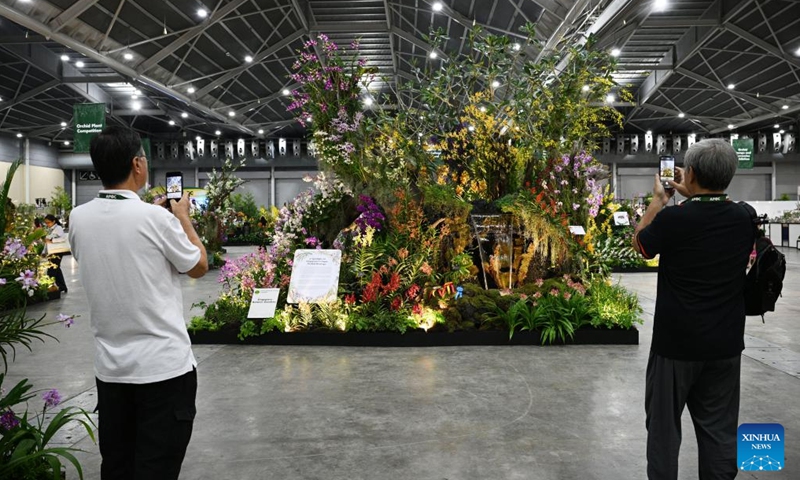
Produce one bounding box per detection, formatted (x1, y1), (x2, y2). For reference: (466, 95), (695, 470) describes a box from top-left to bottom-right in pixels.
(0, 375), (96, 480)
(47, 187), (73, 221)
(586, 278), (643, 329)
(0, 310), (53, 374)
(229, 192), (259, 220)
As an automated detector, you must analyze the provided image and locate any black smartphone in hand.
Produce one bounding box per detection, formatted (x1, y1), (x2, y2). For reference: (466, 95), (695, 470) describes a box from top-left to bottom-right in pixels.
(165, 172), (183, 210)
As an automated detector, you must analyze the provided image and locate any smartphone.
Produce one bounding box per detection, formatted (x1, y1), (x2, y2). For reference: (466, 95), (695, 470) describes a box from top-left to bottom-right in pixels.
(659, 156), (675, 189)
(165, 172), (183, 210)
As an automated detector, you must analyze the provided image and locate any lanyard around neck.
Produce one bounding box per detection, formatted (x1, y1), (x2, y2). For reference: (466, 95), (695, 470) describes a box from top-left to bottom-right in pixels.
(686, 194), (728, 203)
(98, 193), (131, 200)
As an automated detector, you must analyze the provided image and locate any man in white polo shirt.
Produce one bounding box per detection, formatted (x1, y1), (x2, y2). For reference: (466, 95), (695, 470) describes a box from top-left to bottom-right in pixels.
(69, 126), (208, 480)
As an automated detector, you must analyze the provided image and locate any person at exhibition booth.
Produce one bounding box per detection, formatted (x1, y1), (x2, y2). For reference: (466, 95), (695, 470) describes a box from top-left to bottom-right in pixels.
(43, 214), (69, 293)
(69, 126), (208, 480)
(633, 138), (755, 480)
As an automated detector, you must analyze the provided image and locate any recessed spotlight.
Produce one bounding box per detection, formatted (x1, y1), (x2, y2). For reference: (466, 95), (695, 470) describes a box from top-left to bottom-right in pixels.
(780, 129), (785, 134)
(60, 121), (67, 127)
(16, 133), (23, 138)
(244, 55), (253, 63)
(60, 54), (69, 61)
(782, 105), (789, 110)
(228, 111), (235, 117)
(124, 52), (133, 60)
(132, 102), (141, 110)
(491, 80), (500, 88)
(774, 124), (780, 129)
(432, 2), (443, 11)
(64, 141), (70, 146)
(513, 43), (521, 51)
(76, 61), (85, 68)
(610, 48), (621, 57)
(181, 112), (188, 118)
(169, 120), (176, 126)
(654, 0), (668, 11)
(429, 51), (438, 59)
(581, 85), (590, 92)
(258, 129), (264, 134)
(363, 97), (373, 106)
(187, 87), (196, 94)
(727, 83), (735, 90)
(197, 8), (208, 18)
(606, 94), (615, 103)
(678, 112), (685, 118)
(215, 130), (221, 135)
(728, 124), (735, 129)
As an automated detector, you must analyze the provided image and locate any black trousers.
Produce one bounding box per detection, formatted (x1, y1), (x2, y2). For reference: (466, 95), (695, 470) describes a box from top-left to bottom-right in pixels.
(96, 369), (197, 480)
(47, 253), (67, 291)
(645, 351), (740, 480)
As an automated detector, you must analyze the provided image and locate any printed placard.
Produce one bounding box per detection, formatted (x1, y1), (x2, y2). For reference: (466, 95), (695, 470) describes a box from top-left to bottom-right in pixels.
(247, 288), (280, 318)
(568, 225), (586, 235)
(287, 249), (342, 303)
(738, 423), (784, 472)
(613, 211), (630, 226)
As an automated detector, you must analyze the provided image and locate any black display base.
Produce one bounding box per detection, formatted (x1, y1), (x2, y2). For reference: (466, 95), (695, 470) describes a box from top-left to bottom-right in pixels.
(612, 266), (658, 273)
(189, 327), (638, 347)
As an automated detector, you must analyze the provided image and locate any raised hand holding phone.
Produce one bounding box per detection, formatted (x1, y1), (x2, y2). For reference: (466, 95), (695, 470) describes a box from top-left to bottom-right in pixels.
(165, 172), (183, 211)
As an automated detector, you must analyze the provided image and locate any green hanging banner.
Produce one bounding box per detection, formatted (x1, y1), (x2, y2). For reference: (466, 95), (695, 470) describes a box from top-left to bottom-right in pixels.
(733, 138), (754, 170)
(73, 103), (106, 153)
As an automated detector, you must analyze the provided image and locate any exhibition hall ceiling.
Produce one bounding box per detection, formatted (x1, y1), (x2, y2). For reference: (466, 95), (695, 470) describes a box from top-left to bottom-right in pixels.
(0, 0), (799, 145)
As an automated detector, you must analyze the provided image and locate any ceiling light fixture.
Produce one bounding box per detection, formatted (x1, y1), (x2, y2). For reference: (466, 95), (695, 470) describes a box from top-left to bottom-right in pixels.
(581, 85), (590, 92)
(306, 116), (313, 122)
(60, 122), (67, 127)
(228, 111), (235, 117)
(364, 97), (374, 106)
(258, 129), (264, 134)
(774, 124), (780, 129)
(795, 46), (800, 56)
(606, 94), (615, 103)
(610, 48), (621, 57)
(132, 102), (141, 110)
(282, 89), (291, 96)
(75, 61), (85, 68)
(728, 124), (735, 129)
(480, 106), (487, 112)
(678, 112), (685, 118)
(215, 130), (221, 135)
(168, 120), (176, 126)
(196, 136), (202, 141)
(432, 2), (443, 11)
(197, 8), (208, 18)
(653, 0), (668, 12)
(513, 43), (521, 51)
(131, 94), (138, 100)
(646, 130), (652, 135)
(16, 133), (23, 138)
(124, 52), (133, 60)
(429, 51), (438, 59)
(244, 55), (253, 63)
(782, 105), (789, 110)
(491, 80), (500, 88)
(187, 87), (195, 94)
(468, 125), (475, 132)
(727, 83), (735, 90)
(60, 54), (69, 61)
(181, 112), (188, 118)
(780, 129), (785, 134)
(64, 141), (70, 146)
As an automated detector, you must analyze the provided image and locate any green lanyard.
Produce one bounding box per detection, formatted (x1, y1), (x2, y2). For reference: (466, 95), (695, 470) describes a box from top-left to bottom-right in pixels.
(97, 193), (130, 200)
(686, 194), (728, 203)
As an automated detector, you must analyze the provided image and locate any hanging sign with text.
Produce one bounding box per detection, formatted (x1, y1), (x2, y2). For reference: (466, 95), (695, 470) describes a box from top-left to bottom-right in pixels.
(73, 103), (106, 153)
(733, 138), (754, 170)
(287, 249), (342, 304)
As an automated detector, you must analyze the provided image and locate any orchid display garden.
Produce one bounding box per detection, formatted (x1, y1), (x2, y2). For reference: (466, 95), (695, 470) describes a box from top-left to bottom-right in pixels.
(189, 26), (649, 346)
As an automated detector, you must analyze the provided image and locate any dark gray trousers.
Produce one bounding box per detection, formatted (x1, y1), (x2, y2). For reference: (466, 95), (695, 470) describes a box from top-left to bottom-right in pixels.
(645, 351), (741, 480)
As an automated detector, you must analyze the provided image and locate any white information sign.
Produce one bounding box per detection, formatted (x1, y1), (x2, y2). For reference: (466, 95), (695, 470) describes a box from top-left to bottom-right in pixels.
(247, 288), (280, 318)
(287, 249), (342, 303)
(568, 225), (586, 235)
(613, 211), (631, 226)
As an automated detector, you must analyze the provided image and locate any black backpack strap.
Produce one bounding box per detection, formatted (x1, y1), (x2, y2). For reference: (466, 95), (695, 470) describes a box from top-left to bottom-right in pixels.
(738, 201), (764, 239)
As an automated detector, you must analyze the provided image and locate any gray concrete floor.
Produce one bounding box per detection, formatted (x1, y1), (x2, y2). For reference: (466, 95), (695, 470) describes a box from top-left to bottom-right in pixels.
(7, 246), (800, 479)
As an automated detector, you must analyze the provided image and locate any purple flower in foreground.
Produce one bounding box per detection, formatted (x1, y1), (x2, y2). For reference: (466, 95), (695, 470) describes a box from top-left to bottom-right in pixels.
(42, 389), (62, 409)
(56, 313), (75, 328)
(0, 278), (6, 285)
(15, 270), (38, 295)
(0, 410), (19, 430)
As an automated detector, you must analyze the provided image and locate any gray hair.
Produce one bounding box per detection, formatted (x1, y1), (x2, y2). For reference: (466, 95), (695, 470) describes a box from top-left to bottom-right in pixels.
(683, 138), (738, 191)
